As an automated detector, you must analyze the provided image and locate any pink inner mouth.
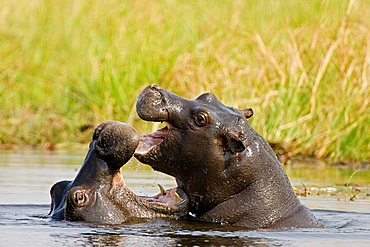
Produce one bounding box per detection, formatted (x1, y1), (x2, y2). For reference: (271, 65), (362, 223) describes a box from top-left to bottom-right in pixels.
(135, 126), (168, 155)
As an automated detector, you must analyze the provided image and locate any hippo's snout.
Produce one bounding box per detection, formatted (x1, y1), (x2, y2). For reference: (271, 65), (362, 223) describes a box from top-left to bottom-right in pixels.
(136, 85), (169, 122)
(94, 121), (139, 171)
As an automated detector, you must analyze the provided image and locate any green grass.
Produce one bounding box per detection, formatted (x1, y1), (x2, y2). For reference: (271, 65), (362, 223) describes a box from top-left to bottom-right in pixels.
(0, 0), (369, 162)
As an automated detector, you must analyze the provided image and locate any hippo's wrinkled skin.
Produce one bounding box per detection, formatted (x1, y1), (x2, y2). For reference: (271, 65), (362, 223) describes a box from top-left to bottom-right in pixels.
(50, 121), (188, 224)
(134, 85), (322, 229)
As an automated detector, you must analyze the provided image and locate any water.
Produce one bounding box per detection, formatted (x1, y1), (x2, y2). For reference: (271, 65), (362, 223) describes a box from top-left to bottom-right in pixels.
(0, 152), (369, 246)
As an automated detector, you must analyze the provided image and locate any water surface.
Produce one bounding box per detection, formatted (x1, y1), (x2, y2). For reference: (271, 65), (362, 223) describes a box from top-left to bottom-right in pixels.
(0, 152), (369, 246)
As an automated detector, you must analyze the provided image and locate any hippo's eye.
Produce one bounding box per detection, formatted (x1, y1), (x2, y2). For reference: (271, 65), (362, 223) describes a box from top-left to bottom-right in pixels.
(72, 190), (88, 207)
(194, 112), (209, 127)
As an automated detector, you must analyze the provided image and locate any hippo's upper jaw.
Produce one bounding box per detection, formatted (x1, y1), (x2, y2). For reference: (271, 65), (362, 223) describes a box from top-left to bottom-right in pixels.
(134, 125), (170, 165)
(50, 121), (188, 224)
(135, 85), (322, 229)
(135, 84), (190, 169)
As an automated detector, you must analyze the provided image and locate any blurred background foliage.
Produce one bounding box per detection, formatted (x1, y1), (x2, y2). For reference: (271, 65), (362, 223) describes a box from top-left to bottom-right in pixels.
(0, 0), (369, 162)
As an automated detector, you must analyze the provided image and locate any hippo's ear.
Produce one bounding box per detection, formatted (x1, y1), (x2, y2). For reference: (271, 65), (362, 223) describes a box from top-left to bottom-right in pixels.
(240, 108), (253, 119)
(223, 130), (245, 154)
(49, 180), (71, 216)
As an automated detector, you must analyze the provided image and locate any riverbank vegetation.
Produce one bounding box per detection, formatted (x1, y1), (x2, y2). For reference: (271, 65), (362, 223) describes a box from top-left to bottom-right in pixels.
(0, 0), (369, 162)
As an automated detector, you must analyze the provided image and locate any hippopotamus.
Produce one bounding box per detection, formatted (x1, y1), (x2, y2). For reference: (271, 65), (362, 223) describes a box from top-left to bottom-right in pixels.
(134, 85), (322, 229)
(49, 121), (188, 223)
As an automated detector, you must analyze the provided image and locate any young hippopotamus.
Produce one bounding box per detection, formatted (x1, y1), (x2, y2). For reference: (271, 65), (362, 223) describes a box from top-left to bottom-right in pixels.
(50, 121), (188, 224)
(134, 85), (322, 229)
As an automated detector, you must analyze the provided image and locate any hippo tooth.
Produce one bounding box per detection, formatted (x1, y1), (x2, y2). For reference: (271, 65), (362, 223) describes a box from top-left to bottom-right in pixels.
(174, 192), (181, 203)
(158, 184), (166, 195)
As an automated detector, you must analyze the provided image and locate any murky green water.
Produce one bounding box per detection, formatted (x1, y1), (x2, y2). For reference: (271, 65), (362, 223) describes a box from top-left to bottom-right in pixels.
(0, 151), (369, 246)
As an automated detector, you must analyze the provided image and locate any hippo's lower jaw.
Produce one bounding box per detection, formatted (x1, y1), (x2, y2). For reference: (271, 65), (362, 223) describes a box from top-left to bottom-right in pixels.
(109, 182), (189, 219)
(109, 169), (188, 216)
(106, 174), (189, 221)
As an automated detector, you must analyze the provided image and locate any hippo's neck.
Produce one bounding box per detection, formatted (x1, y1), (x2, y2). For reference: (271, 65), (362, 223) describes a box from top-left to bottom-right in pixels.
(198, 173), (303, 228)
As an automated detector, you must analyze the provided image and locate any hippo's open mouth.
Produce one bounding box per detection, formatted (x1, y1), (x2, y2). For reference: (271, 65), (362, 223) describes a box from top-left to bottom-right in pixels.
(135, 125), (170, 157)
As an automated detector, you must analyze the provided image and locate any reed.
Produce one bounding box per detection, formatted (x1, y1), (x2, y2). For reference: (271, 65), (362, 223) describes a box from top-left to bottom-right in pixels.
(0, 0), (369, 162)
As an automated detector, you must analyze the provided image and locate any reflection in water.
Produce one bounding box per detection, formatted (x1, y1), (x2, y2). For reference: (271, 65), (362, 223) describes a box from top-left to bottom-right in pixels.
(51, 231), (277, 247)
(0, 152), (370, 246)
(82, 234), (176, 247)
(1, 204), (370, 246)
(51, 232), (128, 247)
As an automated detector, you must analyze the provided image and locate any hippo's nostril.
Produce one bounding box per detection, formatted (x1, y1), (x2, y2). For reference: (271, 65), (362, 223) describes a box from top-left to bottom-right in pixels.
(150, 89), (163, 106)
(149, 84), (161, 89)
(137, 85), (172, 122)
(137, 85), (164, 107)
(94, 122), (139, 170)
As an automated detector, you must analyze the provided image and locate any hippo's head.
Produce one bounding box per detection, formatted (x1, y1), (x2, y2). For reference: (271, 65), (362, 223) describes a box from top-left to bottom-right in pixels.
(134, 85), (322, 229)
(134, 85), (258, 214)
(50, 121), (188, 223)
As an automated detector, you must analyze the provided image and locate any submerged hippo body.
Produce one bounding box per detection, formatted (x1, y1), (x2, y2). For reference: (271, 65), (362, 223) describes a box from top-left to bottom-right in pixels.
(50, 121), (188, 224)
(134, 85), (322, 229)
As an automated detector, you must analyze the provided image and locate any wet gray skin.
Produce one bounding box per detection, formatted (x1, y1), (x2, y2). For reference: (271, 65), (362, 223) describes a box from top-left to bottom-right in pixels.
(49, 121), (188, 224)
(134, 85), (323, 229)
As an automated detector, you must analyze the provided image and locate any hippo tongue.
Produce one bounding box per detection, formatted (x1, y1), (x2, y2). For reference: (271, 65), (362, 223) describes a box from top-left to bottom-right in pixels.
(135, 126), (168, 155)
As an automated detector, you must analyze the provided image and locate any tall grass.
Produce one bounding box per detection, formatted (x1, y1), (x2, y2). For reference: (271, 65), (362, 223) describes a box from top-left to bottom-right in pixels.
(0, 0), (369, 161)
